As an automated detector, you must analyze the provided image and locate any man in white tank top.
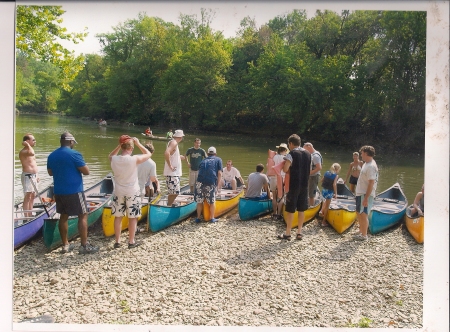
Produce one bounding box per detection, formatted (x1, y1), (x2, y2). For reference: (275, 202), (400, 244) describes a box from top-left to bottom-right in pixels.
(163, 130), (186, 202)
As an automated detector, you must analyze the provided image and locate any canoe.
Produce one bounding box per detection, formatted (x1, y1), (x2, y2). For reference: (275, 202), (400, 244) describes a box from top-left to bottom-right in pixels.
(281, 188), (323, 228)
(101, 191), (161, 236)
(326, 180), (357, 234)
(141, 133), (170, 141)
(14, 184), (58, 249)
(148, 185), (196, 232)
(404, 204), (424, 243)
(203, 187), (245, 220)
(368, 182), (407, 234)
(42, 173), (114, 250)
(238, 196), (273, 221)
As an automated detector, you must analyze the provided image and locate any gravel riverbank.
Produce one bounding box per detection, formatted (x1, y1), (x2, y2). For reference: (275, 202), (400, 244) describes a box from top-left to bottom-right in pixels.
(13, 211), (423, 328)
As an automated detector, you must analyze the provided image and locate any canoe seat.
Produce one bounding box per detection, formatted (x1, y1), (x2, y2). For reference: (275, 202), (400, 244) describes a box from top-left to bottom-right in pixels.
(381, 198), (399, 203)
(336, 195), (349, 199)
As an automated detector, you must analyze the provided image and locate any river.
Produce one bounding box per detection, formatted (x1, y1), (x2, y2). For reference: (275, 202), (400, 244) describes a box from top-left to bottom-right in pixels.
(14, 114), (424, 204)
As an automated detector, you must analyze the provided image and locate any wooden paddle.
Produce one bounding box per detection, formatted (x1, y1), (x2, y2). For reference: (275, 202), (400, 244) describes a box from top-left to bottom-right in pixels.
(26, 174), (50, 217)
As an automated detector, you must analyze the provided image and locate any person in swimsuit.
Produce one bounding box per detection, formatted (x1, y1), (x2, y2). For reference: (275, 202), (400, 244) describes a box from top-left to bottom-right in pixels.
(344, 152), (364, 193)
(19, 133), (39, 218)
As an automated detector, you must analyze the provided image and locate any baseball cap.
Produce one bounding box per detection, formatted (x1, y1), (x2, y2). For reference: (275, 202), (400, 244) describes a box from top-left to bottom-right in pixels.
(208, 146), (216, 154)
(173, 129), (185, 138)
(60, 132), (77, 144)
(119, 135), (132, 144)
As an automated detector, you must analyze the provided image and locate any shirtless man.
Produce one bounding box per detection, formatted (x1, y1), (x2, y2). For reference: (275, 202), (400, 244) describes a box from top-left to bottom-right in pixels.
(19, 133), (39, 217)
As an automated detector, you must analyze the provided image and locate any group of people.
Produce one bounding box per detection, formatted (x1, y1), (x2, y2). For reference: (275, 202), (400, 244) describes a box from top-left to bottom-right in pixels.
(19, 129), (424, 254)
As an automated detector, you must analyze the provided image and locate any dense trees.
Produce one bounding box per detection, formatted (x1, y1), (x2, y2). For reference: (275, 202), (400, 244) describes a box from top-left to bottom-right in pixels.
(15, 7), (426, 151)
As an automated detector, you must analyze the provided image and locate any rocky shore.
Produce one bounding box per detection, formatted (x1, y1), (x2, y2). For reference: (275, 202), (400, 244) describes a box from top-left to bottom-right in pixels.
(13, 211), (423, 328)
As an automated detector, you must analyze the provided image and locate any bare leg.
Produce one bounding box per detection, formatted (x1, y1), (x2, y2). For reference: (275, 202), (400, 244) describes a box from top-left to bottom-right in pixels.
(209, 202), (216, 221)
(231, 179), (237, 190)
(296, 211), (305, 235)
(272, 191), (277, 215)
(78, 213), (88, 246)
(114, 216), (123, 243)
(357, 212), (369, 236)
(23, 192), (35, 217)
(284, 212), (294, 236)
(58, 214), (69, 245)
(128, 217), (137, 244)
(196, 202), (203, 219)
(320, 199), (331, 224)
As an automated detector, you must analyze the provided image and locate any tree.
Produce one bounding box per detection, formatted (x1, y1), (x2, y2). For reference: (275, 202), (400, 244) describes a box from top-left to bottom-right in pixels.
(16, 5), (88, 90)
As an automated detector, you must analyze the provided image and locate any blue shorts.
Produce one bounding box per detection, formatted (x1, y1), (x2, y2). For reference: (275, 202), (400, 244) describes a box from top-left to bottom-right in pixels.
(223, 181), (233, 190)
(194, 182), (217, 204)
(322, 189), (334, 200)
(356, 195), (374, 214)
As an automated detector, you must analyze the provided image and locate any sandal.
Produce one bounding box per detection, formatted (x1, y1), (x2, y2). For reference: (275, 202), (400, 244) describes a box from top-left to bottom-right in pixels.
(296, 233), (303, 240)
(277, 234), (291, 240)
(320, 222), (329, 227)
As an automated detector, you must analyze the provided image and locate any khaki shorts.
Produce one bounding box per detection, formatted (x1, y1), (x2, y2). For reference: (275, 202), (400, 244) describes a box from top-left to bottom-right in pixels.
(189, 170), (199, 187)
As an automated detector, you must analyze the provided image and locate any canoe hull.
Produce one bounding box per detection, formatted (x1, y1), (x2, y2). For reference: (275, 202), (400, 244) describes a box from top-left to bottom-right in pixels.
(14, 185), (57, 249)
(203, 188), (244, 220)
(368, 183), (407, 234)
(405, 205), (424, 243)
(43, 174), (114, 250)
(148, 185), (196, 232)
(326, 181), (357, 233)
(238, 197), (273, 220)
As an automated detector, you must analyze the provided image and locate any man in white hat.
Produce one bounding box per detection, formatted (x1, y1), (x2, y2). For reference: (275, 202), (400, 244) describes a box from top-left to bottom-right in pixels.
(163, 129), (186, 204)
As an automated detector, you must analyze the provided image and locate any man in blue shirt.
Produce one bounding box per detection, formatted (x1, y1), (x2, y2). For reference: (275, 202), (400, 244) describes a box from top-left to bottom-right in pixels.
(47, 132), (98, 254)
(194, 147), (223, 223)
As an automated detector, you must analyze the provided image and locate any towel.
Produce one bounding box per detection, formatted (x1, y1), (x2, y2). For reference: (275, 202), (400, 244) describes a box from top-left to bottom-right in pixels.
(272, 161), (290, 198)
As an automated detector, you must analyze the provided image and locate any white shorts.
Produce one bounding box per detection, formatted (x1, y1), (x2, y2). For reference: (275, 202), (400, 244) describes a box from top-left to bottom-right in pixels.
(111, 191), (142, 218)
(21, 172), (37, 194)
(268, 176), (277, 192)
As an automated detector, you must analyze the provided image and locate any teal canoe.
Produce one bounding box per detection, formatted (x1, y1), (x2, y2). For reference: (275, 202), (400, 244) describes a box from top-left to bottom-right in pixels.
(148, 185), (196, 232)
(238, 196), (273, 220)
(43, 173), (114, 250)
(368, 182), (407, 234)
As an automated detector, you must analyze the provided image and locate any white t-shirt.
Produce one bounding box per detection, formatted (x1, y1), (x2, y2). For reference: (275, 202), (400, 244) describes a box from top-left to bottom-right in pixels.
(111, 155), (139, 196)
(222, 166), (241, 182)
(355, 159), (378, 197)
(137, 158), (157, 196)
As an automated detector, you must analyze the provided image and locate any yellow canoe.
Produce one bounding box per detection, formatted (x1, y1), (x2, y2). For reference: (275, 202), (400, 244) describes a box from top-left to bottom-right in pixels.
(102, 193), (160, 236)
(203, 187), (244, 221)
(282, 190), (323, 228)
(405, 204), (424, 243)
(326, 181), (357, 234)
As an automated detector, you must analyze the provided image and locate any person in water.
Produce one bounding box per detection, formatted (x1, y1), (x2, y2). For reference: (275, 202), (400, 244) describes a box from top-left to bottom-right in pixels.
(410, 184), (424, 217)
(318, 163), (341, 226)
(344, 152), (364, 193)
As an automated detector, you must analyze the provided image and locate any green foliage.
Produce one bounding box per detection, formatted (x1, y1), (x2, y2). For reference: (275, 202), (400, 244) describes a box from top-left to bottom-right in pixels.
(16, 5), (87, 90)
(19, 8), (425, 151)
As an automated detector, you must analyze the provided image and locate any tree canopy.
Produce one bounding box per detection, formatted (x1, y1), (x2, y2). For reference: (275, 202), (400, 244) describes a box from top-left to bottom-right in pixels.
(15, 7), (426, 151)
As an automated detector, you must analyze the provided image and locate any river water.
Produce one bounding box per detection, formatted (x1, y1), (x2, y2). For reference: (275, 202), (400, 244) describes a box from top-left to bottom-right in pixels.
(14, 114), (424, 204)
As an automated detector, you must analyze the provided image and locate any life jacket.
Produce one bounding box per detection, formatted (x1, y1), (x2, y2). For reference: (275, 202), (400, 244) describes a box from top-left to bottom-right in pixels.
(266, 149), (276, 176)
(322, 171), (337, 190)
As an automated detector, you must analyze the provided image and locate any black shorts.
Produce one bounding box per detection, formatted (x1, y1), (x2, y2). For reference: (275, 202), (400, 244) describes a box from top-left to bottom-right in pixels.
(55, 192), (88, 216)
(285, 188), (308, 213)
(349, 175), (358, 185)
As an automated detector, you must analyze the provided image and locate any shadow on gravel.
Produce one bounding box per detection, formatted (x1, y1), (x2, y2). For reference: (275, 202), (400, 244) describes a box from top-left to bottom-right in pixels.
(398, 221), (424, 254)
(224, 240), (295, 266)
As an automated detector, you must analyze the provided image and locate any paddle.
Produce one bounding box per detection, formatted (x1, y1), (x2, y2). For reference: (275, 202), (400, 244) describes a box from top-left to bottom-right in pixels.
(26, 174), (50, 217)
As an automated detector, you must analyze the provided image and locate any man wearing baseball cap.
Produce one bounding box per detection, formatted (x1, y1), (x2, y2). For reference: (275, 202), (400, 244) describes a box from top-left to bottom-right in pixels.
(194, 146), (223, 223)
(163, 129), (186, 205)
(109, 135), (151, 249)
(47, 132), (98, 254)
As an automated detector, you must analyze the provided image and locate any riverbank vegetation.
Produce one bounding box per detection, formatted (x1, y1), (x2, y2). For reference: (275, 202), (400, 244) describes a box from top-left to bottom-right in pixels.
(15, 6), (426, 151)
